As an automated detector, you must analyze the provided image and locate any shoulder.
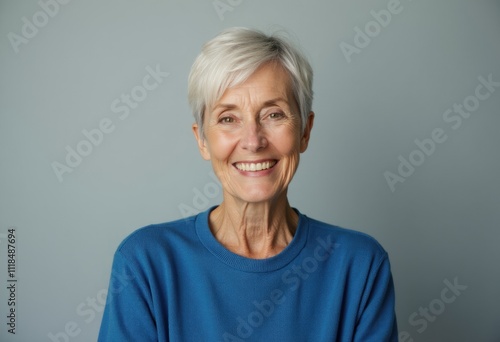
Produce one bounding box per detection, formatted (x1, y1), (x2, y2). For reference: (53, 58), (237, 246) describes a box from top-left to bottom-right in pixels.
(116, 214), (198, 259)
(302, 214), (388, 264)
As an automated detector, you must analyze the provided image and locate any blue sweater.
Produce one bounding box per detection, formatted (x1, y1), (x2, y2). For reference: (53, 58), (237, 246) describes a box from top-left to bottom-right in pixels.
(98, 207), (397, 341)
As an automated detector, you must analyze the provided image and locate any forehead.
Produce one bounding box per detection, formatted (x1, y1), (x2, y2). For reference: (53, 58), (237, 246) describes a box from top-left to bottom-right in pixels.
(216, 62), (293, 106)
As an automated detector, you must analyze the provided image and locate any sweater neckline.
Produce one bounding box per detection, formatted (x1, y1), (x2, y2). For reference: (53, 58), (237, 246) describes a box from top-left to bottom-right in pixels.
(195, 206), (309, 273)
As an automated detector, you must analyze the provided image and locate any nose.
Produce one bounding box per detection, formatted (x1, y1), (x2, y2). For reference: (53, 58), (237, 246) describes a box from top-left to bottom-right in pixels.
(240, 120), (267, 152)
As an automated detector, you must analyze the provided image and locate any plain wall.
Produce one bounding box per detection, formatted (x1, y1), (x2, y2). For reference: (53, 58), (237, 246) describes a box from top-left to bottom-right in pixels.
(1, 0), (499, 341)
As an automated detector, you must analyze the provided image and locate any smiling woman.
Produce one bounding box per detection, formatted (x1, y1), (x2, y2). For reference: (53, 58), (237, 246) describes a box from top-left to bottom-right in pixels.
(193, 62), (313, 254)
(98, 27), (398, 342)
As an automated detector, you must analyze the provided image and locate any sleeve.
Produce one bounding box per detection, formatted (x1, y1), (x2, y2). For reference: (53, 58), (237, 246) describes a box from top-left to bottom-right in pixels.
(354, 254), (398, 342)
(98, 250), (159, 342)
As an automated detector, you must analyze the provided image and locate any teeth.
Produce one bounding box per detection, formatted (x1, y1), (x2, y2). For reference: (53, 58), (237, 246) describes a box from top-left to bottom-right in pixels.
(235, 161), (276, 172)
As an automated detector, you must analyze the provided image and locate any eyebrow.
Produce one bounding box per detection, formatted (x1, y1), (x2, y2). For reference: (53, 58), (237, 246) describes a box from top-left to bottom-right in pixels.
(263, 97), (288, 107)
(212, 97), (288, 112)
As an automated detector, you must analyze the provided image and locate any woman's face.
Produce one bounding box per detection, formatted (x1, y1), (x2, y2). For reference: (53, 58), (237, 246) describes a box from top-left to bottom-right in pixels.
(193, 62), (314, 205)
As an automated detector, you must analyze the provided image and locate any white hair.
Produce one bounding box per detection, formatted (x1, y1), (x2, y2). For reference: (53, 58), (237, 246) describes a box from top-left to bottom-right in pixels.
(188, 27), (313, 136)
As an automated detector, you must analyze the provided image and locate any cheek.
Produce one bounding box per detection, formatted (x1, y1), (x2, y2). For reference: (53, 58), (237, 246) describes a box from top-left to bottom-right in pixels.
(205, 131), (236, 160)
(274, 129), (302, 180)
(273, 125), (302, 156)
(281, 151), (300, 175)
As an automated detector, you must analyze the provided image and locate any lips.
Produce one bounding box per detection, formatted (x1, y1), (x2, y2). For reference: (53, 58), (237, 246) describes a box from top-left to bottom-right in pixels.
(234, 160), (277, 172)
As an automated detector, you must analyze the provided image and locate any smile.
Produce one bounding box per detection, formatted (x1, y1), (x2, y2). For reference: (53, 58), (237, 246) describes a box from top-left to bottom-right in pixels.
(234, 160), (277, 172)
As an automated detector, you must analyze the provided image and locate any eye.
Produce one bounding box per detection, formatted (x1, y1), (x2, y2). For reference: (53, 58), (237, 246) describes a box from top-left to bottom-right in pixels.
(269, 112), (285, 119)
(219, 116), (234, 123)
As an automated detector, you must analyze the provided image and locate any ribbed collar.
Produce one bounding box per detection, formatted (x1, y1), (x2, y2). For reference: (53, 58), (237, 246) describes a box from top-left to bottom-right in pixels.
(195, 206), (309, 273)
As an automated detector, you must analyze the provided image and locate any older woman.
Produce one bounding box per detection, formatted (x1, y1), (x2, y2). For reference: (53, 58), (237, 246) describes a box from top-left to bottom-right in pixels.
(99, 27), (398, 341)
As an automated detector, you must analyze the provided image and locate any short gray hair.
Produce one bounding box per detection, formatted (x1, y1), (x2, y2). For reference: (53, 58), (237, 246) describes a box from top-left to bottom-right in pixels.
(188, 27), (313, 136)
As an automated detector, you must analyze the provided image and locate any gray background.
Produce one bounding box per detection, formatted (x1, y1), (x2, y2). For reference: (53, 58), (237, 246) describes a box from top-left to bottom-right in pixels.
(1, 0), (499, 341)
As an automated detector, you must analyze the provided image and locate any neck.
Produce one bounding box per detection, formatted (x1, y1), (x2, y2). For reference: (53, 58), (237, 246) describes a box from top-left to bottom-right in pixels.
(209, 193), (298, 259)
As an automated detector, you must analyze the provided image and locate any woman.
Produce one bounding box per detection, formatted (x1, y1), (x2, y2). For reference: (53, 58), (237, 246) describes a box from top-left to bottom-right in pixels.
(99, 27), (398, 341)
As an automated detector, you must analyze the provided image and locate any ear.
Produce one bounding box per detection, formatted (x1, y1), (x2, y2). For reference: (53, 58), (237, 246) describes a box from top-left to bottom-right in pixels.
(192, 123), (211, 160)
(300, 111), (314, 153)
